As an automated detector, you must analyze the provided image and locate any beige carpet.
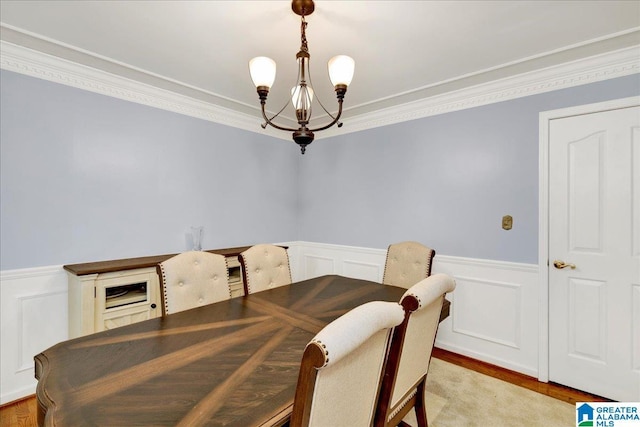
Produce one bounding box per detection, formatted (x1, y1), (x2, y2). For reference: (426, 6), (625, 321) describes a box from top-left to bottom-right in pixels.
(400, 358), (575, 427)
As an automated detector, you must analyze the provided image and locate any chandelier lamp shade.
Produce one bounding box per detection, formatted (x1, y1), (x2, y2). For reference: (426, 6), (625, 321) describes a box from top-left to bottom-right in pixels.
(249, 0), (355, 154)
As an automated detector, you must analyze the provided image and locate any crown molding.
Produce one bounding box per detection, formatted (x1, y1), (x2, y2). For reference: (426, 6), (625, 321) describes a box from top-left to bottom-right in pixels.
(0, 40), (290, 141)
(1, 39), (638, 141)
(320, 46), (640, 139)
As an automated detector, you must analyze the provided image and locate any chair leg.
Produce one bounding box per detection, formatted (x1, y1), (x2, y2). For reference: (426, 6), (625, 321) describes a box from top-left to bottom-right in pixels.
(414, 379), (428, 427)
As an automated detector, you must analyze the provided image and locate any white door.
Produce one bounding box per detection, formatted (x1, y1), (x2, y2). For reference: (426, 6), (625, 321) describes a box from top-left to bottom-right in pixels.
(548, 104), (640, 401)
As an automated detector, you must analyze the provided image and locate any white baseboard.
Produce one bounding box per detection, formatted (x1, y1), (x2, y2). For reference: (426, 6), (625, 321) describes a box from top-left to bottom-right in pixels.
(1, 384), (37, 406)
(435, 342), (538, 378)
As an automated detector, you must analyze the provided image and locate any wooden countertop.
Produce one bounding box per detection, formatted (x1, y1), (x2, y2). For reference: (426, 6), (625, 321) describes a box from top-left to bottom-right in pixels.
(63, 245), (260, 276)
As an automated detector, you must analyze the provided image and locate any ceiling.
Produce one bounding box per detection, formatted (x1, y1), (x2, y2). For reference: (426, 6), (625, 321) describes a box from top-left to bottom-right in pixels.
(1, 0), (639, 130)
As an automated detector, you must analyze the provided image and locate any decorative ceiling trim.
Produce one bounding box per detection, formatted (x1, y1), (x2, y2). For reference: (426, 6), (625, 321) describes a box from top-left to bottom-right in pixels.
(1, 39), (638, 141)
(0, 40), (289, 141)
(320, 46), (640, 139)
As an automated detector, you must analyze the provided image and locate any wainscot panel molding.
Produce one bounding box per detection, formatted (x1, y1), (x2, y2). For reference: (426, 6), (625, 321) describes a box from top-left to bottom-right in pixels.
(289, 241), (387, 282)
(2, 32), (638, 140)
(291, 242), (541, 377)
(0, 241), (539, 404)
(0, 265), (68, 404)
(432, 256), (539, 377)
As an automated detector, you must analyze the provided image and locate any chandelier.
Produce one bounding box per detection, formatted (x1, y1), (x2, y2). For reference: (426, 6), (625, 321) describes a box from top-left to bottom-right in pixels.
(249, 0), (355, 154)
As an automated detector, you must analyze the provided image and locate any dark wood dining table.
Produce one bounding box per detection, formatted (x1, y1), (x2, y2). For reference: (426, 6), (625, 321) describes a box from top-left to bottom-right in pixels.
(34, 274), (450, 427)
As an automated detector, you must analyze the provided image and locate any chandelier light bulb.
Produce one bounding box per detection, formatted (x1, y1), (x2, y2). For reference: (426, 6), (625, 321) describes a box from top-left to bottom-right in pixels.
(249, 56), (277, 89)
(291, 85), (314, 110)
(328, 55), (355, 87)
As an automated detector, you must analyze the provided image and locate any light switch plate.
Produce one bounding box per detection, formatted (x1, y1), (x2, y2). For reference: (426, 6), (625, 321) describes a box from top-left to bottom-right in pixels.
(502, 215), (513, 230)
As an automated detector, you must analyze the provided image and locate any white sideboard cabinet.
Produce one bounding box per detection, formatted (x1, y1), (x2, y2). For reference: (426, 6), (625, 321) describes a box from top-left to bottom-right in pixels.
(65, 246), (258, 338)
(68, 267), (160, 338)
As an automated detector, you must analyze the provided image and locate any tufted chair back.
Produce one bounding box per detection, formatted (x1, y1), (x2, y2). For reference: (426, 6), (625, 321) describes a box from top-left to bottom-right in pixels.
(374, 273), (456, 427)
(382, 241), (435, 289)
(157, 251), (231, 315)
(290, 301), (404, 427)
(239, 244), (292, 295)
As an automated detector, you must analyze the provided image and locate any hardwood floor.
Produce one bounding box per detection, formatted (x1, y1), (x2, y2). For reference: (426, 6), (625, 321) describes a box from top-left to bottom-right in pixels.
(431, 347), (610, 405)
(0, 396), (36, 427)
(0, 348), (609, 426)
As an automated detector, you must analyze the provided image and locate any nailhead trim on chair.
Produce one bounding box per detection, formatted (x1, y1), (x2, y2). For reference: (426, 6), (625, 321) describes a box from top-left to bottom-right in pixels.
(387, 388), (417, 420)
(408, 293), (422, 309)
(159, 263), (170, 315)
(311, 340), (330, 368)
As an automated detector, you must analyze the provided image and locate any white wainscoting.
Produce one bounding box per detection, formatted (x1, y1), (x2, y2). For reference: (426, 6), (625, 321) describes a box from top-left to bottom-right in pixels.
(433, 256), (540, 377)
(286, 241), (387, 283)
(289, 241), (540, 377)
(0, 266), (68, 404)
(0, 241), (539, 404)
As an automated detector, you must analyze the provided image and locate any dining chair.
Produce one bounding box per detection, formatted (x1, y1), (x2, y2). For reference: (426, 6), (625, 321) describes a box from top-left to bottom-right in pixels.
(382, 241), (436, 289)
(157, 251), (231, 315)
(374, 273), (456, 427)
(289, 300), (405, 427)
(239, 244), (292, 295)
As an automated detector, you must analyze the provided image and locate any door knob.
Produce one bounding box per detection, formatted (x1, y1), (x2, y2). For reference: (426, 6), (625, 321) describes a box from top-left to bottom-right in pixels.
(553, 260), (576, 270)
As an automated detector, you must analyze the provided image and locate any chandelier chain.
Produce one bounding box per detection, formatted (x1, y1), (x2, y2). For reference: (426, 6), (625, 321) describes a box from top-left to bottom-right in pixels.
(300, 16), (309, 55)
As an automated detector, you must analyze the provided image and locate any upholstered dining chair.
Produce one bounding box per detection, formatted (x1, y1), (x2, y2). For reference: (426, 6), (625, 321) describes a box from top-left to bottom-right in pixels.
(382, 241), (436, 289)
(289, 301), (405, 427)
(157, 251), (231, 315)
(239, 244), (292, 295)
(374, 273), (456, 427)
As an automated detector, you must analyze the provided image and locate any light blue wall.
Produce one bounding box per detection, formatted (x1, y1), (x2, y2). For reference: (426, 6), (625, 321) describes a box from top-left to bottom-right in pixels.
(2, 70), (639, 270)
(0, 70), (299, 270)
(297, 74), (640, 263)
